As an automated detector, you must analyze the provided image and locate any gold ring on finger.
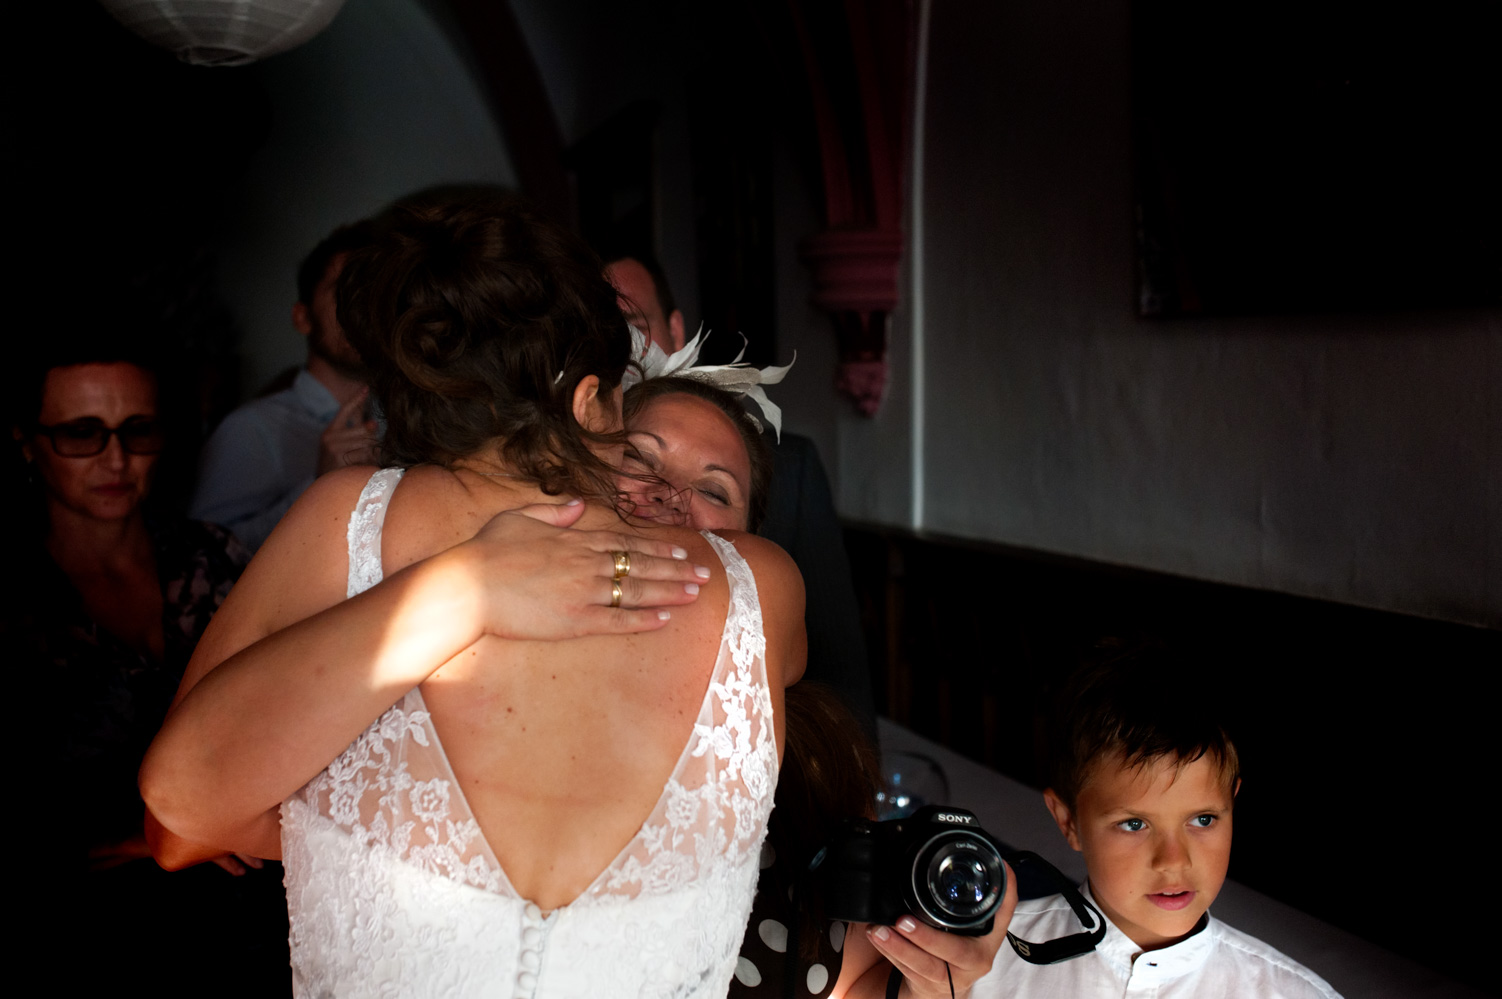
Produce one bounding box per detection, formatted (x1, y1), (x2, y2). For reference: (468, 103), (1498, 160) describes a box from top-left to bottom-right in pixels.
(610, 578), (623, 608)
(612, 550), (632, 579)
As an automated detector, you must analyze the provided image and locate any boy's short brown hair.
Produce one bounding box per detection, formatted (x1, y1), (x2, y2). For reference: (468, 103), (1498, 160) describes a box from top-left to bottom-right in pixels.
(1048, 639), (1240, 809)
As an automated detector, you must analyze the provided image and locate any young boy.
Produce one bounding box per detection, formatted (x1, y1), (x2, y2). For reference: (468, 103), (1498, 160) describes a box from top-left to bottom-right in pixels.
(973, 646), (1341, 998)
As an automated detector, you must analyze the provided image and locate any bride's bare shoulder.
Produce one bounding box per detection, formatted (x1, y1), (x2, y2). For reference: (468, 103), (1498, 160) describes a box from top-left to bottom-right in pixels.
(230, 466), (381, 612)
(709, 531), (801, 590)
(379, 465), (520, 568)
(273, 464), (387, 540)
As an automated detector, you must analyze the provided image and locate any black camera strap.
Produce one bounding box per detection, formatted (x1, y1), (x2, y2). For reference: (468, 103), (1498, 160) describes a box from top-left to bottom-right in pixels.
(1002, 851), (1106, 965)
(884, 963), (953, 999)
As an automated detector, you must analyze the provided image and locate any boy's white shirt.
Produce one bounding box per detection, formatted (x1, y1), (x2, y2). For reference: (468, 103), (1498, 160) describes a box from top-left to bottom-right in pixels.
(971, 885), (1342, 999)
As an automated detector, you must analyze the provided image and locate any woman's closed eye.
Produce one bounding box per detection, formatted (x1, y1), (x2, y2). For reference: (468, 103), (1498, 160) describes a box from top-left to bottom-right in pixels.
(623, 448), (660, 472)
(696, 483), (730, 506)
(620, 448), (666, 493)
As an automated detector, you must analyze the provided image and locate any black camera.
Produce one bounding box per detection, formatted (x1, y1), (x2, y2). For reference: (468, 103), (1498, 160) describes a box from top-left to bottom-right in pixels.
(809, 805), (1008, 935)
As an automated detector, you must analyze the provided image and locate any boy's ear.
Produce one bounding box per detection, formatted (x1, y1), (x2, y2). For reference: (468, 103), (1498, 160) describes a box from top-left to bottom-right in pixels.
(292, 301), (313, 337)
(1233, 777), (1242, 799)
(1043, 788), (1082, 852)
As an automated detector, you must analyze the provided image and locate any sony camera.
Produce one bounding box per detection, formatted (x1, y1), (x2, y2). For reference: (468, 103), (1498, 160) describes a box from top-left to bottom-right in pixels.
(809, 805), (1008, 935)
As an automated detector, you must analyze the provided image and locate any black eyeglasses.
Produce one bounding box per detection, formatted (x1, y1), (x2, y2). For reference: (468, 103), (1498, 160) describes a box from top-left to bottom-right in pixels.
(33, 418), (165, 457)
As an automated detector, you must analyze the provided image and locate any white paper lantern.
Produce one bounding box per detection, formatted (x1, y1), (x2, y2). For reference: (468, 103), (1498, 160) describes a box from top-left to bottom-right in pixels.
(97, 0), (349, 67)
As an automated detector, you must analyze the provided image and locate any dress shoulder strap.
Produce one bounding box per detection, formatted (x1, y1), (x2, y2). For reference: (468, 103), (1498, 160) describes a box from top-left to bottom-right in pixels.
(700, 531), (764, 668)
(345, 467), (405, 598)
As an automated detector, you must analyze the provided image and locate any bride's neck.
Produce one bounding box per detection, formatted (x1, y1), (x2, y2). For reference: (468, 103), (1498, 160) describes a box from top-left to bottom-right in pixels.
(451, 450), (527, 481)
(448, 459), (556, 507)
(448, 439), (622, 509)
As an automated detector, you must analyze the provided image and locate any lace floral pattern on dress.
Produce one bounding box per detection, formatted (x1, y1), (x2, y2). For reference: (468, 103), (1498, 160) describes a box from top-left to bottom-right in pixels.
(281, 470), (778, 998)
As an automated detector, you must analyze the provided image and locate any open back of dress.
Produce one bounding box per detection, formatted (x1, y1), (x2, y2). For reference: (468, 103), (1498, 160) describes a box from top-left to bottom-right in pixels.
(280, 468), (779, 999)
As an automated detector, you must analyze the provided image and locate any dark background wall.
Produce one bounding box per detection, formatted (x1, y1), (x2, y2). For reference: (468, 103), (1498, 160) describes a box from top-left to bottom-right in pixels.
(898, 0), (1499, 629)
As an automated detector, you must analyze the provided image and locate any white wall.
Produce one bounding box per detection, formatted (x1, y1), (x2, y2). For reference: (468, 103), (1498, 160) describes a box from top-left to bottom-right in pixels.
(833, 0), (1500, 626)
(213, 0), (516, 395)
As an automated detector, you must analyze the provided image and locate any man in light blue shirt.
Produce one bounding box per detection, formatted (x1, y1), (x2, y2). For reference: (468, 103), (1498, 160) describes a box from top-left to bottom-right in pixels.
(192, 224), (380, 551)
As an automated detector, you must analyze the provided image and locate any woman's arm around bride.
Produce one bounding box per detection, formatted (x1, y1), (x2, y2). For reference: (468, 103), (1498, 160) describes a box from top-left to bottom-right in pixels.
(140, 195), (806, 887)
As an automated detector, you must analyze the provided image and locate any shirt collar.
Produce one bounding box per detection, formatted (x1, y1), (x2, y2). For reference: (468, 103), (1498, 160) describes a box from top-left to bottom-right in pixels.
(293, 367), (342, 422)
(1083, 883), (1215, 984)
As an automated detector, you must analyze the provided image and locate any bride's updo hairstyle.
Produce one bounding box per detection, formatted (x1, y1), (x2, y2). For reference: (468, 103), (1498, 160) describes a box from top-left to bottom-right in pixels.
(338, 195), (632, 499)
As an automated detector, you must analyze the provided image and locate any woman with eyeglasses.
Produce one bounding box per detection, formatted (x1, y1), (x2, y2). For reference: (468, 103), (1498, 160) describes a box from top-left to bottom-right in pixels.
(7, 341), (290, 994)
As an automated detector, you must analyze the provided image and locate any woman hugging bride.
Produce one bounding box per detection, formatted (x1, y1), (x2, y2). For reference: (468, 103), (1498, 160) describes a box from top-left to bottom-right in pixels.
(142, 193), (1009, 998)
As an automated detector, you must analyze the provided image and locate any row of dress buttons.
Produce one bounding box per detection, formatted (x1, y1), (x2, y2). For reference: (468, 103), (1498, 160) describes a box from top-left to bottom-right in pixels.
(515, 902), (548, 999)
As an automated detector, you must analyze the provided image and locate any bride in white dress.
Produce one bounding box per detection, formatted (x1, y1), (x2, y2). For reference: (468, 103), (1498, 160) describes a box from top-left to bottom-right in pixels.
(141, 196), (805, 998)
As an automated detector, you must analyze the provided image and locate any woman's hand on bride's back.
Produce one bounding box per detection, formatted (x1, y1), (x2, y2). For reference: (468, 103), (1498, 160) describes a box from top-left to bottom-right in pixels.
(462, 499), (713, 640)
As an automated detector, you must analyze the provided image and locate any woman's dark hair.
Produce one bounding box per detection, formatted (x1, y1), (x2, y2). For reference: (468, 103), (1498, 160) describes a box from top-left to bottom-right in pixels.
(775, 683), (882, 964)
(622, 375), (775, 531)
(337, 194), (633, 499)
(11, 330), (162, 432)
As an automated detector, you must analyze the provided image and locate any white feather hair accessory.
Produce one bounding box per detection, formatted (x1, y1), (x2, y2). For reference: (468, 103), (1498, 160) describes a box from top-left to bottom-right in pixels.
(623, 325), (796, 441)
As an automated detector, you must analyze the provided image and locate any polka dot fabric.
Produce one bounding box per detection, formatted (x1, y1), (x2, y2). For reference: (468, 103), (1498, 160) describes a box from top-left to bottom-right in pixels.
(729, 842), (844, 997)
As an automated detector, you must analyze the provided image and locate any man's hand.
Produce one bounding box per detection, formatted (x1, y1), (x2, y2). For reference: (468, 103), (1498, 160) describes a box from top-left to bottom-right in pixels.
(461, 499), (712, 639)
(319, 390), (380, 474)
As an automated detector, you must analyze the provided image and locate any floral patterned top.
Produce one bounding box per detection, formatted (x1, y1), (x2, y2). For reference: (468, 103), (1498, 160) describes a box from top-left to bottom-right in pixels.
(9, 516), (248, 856)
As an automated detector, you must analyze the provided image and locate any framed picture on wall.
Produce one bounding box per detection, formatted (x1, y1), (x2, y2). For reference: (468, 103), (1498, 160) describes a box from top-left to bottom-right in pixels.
(1133, 0), (1500, 318)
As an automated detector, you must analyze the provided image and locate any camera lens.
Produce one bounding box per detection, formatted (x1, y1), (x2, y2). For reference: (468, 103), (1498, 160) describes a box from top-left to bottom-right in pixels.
(912, 834), (1004, 929)
(934, 853), (990, 912)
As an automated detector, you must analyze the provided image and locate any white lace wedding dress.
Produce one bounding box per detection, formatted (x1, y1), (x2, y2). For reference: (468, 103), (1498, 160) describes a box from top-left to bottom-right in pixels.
(280, 469), (779, 998)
